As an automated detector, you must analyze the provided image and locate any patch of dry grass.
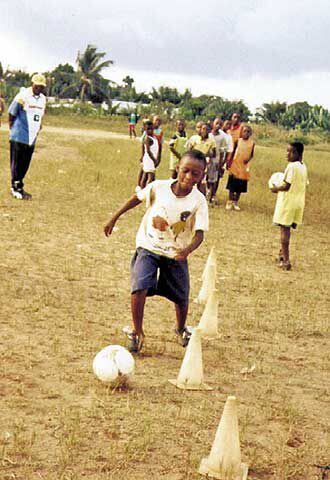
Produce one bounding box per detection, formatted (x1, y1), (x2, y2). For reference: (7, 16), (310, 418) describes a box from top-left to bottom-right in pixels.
(0, 122), (329, 480)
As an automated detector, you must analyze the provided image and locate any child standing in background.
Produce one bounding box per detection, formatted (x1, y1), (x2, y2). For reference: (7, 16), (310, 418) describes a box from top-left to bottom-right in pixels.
(139, 120), (160, 189)
(169, 119), (187, 179)
(226, 125), (255, 211)
(185, 121), (203, 150)
(153, 115), (164, 162)
(271, 142), (308, 271)
(187, 123), (216, 197)
(228, 112), (243, 150)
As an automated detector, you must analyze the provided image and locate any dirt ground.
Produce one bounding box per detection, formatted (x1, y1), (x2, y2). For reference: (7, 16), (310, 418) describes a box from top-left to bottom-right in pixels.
(0, 124), (329, 480)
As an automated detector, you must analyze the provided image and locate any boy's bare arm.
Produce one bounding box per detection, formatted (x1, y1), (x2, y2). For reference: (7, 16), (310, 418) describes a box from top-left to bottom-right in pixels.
(169, 145), (181, 160)
(140, 141), (144, 162)
(271, 181), (291, 193)
(174, 230), (204, 261)
(104, 195), (142, 236)
(8, 113), (16, 129)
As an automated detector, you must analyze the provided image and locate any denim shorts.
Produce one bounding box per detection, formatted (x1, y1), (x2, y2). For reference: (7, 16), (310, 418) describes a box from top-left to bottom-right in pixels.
(131, 247), (189, 305)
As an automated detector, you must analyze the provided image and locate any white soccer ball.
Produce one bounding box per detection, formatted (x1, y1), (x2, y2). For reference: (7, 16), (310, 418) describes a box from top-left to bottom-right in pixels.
(268, 172), (285, 189)
(93, 345), (135, 383)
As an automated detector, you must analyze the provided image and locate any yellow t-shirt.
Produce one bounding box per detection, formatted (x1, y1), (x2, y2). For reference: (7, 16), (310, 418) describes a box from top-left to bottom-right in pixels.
(188, 136), (216, 157)
(273, 161), (308, 226)
(169, 131), (187, 170)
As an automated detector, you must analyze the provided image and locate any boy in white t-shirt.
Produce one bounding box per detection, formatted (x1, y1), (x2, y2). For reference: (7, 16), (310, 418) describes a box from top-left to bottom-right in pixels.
(104, 150), (209, 353)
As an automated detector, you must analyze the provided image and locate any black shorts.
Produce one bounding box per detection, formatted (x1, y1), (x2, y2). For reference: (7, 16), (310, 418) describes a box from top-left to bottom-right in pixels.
(226, 174), (248, 193)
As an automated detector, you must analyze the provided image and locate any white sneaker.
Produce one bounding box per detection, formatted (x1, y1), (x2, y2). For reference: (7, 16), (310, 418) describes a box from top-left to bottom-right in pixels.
(11, 188), (32, 200)
(11, 188), (23, 199)
(233, 203), (241, 211)
(135, 186), (142, 193)
(225, 201), (233, 210)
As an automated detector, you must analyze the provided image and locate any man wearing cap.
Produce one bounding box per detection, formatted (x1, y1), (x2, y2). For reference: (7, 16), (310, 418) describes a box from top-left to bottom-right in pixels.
(8, 73), (47, 199)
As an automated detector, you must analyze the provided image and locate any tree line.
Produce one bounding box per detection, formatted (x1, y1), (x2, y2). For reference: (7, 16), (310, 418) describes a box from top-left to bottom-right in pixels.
(1, 45), (330, 132)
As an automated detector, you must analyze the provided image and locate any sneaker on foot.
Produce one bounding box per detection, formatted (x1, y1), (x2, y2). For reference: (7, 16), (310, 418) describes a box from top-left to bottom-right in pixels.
(11, 188), (32, 200)
(281, 261), (292, 271)
(225, 201), (233, 210)
(233, 202), (240, 211)
(123, 326), (145, 353)
(175, 326), (192, 347)
(128, 333), (145, 353)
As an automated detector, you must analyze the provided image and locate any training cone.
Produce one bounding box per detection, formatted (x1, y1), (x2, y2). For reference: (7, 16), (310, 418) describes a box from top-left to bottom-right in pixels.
(202, 247), (217, 281)
(198, 289), (220, 339)
(199, 396), (248, 480)
(169, 328), (212, 391)
(196, 263), (216, 304)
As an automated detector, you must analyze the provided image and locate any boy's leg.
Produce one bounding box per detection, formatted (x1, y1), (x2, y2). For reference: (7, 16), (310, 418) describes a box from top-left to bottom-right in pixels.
(146, 172), (155, 185)
(175, 302), (191, 347)
(137, 167), (143, 187)
(175, 302), (188, 332)
(131, 289), (148, 336)
(280, 226), (291, 265)
(140, 171), (147, 189)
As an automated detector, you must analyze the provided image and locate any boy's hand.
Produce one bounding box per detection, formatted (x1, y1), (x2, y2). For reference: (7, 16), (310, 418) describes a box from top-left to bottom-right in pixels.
(174, 248), (190, 261)
(152, 216), (168, 231)
(104, 219), (116, 236)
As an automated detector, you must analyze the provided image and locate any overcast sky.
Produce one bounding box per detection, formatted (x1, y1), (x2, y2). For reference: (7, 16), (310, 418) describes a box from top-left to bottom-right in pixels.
(1, 0), (329, 110)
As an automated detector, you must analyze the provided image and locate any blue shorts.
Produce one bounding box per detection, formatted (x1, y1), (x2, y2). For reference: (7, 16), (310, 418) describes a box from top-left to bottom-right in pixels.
(131, 247), (189, 305)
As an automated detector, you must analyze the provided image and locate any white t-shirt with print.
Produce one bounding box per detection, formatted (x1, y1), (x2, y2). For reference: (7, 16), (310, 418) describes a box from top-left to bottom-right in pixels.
(209, 130), (228, 162)
(223, 132), (234, 153)
(136, 180), (209, 258)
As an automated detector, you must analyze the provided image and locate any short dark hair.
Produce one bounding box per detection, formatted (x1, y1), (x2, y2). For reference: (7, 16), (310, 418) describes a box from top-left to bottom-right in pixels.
(144, 120), (153, 128)
(290, 142), (304, 157)
(181, 149), (207, 168)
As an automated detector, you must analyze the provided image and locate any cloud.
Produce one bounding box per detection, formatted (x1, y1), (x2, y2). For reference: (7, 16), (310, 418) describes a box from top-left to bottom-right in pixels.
(1, 0), (330, 110)
(1, 0), (329, 80)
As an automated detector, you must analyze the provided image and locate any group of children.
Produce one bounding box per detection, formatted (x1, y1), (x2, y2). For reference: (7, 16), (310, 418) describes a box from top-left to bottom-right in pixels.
(137, 113), (255, 211)
(105, 111), (308, 352)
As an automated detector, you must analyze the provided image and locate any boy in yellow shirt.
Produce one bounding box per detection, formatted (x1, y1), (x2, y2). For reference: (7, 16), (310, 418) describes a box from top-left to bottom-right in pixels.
(187, 123), (216, 198)
(169, 119), (187, 179)
(271, 142), (308, 271)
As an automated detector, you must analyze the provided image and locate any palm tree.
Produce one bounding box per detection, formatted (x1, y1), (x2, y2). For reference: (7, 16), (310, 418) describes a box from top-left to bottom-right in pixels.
(61, 45), (113, 101)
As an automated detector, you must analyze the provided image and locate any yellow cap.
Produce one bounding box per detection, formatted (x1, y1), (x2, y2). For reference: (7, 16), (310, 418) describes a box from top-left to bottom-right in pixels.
(31, 73), (47, 87)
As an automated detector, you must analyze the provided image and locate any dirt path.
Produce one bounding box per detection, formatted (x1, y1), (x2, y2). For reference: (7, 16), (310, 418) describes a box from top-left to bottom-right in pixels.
(45, 125), (132, 141)
(0, 123), (132, 141)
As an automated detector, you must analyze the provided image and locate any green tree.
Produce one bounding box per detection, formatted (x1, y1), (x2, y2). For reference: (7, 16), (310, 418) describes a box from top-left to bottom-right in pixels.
(60, 44), (113, 102)
(257, 102), (287, 124)
(122, 75), (134, 89)
(47, 63), (76, 97)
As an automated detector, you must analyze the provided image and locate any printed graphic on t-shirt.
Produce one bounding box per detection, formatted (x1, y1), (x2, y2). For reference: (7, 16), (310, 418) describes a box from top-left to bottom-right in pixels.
(171, 211), (191, 239)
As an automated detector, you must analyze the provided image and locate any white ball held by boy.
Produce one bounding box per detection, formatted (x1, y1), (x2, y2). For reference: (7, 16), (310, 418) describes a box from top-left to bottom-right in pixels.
(268, 172), (284, 190)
